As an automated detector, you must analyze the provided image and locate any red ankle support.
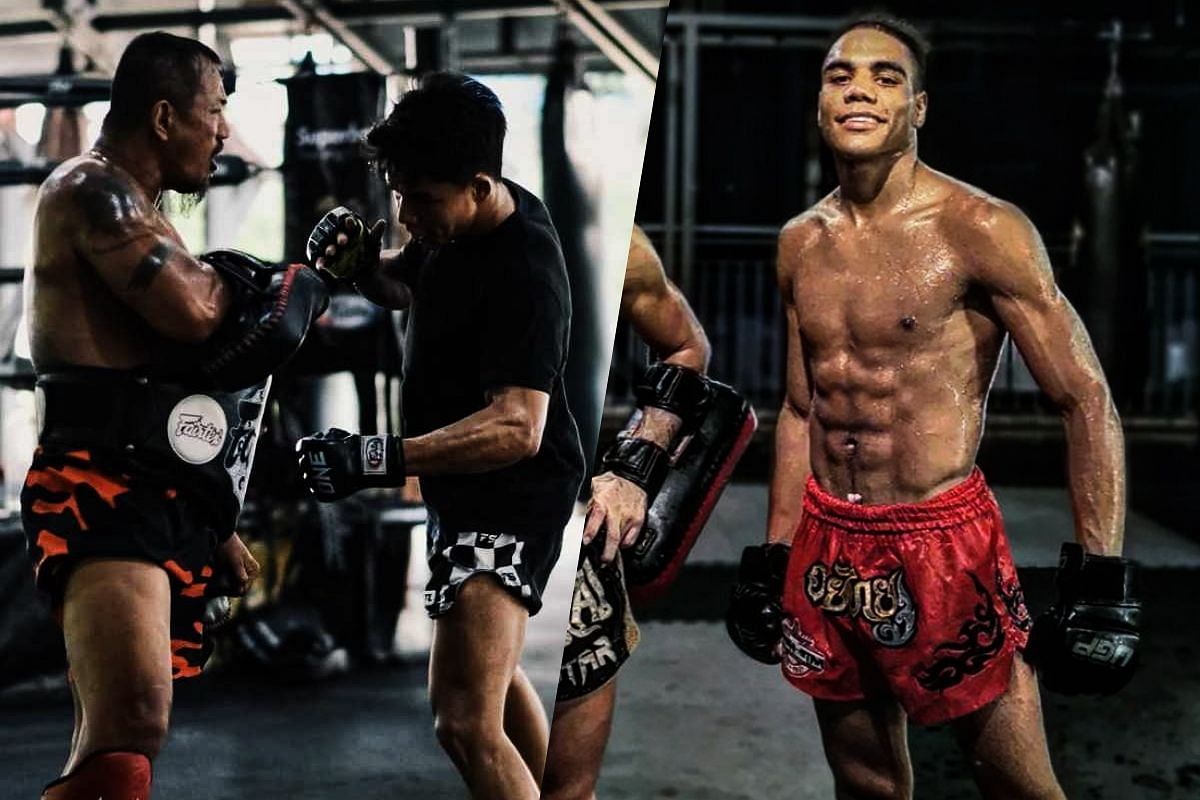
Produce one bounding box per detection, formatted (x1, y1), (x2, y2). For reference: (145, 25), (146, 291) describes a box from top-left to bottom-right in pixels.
(41, 751), (152, 800)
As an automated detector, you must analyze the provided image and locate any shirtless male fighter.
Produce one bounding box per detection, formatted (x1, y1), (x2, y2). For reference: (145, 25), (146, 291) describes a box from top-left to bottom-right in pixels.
(726, 15), (1141, 799)
(23, 32), (327, 800)
(541, 225), (711, 800)
(296, 72), (585, 800)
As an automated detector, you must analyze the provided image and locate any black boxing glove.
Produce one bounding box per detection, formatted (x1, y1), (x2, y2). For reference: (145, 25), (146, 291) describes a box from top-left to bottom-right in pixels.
(202, 596), (233, 629)
(1028, 542), (1141, 695)
(306, 206), (385, 281)
(295, 428), (405, 502)
(726, 543), (791, 664)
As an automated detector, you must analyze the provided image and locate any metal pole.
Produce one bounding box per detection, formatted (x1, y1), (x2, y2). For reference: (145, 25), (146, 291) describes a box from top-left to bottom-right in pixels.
(441, 13), (461, 71)
(662, 36), (679, 277)
(680, 16), (699, 295)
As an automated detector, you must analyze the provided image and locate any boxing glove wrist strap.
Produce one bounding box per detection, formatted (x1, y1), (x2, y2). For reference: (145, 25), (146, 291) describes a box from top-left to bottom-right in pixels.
(600, 436), (670, 497)
(359, 433), (406, 482)
(1055, 542), (1138, 602)
(740, 542), (792, 589)
(633, 362), (713, 435)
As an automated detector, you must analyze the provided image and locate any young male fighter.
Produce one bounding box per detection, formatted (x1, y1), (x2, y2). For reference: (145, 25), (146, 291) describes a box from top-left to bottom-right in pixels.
(23, 31), (327, 800)
(726, 16), (1140, 799)
(541, 225), (710, 800)
(296, 72), (585, 800)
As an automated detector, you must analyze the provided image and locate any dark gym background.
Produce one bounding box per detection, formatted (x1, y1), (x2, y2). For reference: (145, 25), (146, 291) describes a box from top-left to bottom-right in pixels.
(598, 2), (1200, 799)
(0, 1), (664, 798)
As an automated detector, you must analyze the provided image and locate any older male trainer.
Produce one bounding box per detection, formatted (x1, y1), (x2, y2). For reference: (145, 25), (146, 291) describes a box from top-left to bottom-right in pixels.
(23, 31), (327, 800)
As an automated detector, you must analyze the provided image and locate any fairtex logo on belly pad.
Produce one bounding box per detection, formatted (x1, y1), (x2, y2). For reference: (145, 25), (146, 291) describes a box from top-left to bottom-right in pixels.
(167, 395), (228, 465)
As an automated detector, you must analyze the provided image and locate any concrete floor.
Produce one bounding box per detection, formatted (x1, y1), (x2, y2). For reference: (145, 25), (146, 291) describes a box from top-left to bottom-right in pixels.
(601, 483), (1200, 800)
(604, 579), (1200, 800)
(0, 515), (586, 799)
(1, 484), (1197, 799)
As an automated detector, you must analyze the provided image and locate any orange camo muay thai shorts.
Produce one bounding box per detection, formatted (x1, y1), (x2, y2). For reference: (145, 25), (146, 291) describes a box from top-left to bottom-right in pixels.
(22, 447), (220, 679)
(779, 468), (1031, 724)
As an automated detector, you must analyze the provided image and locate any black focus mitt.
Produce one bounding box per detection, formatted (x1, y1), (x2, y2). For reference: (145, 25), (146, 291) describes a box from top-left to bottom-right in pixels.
(196, 249), (329, 391)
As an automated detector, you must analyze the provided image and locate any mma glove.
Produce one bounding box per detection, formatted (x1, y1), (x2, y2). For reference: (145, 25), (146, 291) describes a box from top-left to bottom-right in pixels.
(726, 542), (791, 665)
(1028, 542), (1142, 695)
(295, 428), (405, 502)
(306, 206), (384, 281)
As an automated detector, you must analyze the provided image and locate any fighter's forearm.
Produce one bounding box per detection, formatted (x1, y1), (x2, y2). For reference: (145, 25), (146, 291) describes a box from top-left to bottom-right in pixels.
(622, 406), (682, 451)
(402, 403), (540, 475)
(616, 350), (710, 454)
(1062, 390), (1126, 555)
(766, 400), (811, 544)
(354, 249), (412, 310)
(660, 340), (710, 375)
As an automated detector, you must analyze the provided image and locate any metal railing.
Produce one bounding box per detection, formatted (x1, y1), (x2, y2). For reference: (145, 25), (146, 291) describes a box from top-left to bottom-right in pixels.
(606, 231), (1200, 425)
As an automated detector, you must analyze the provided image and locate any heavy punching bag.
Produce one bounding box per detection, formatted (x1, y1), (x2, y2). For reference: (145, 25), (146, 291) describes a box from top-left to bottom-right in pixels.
(542, 31), (606, 472)
(1072, 28), (1148, 410)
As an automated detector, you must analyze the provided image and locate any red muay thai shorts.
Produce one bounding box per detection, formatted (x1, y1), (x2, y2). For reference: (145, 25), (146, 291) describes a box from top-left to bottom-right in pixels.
(779, 468), (1031, 724)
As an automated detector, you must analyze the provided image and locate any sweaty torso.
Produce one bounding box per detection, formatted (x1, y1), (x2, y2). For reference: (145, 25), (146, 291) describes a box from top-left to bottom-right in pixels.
(783, 168), (1008, 503)
(28, 154), (183, 371)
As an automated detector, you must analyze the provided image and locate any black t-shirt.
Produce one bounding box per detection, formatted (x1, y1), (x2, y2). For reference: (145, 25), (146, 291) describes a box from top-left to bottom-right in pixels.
(400, 180), (584, 533)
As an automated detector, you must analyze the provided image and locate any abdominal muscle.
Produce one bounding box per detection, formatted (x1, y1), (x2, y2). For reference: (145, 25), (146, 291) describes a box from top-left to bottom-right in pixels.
(806, 334), (1000, 505)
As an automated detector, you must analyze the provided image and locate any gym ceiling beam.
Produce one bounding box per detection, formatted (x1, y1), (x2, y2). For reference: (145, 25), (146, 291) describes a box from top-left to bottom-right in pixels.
(43, 2), (116, 75)
(551, 0), (658, 84)
(277, 0), (396, 75)
(0, 1), (666, 38)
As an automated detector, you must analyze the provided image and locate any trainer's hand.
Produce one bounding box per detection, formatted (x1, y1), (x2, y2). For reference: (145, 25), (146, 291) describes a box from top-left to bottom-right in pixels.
(1028, 542), (1142, 695)
(726, 543), (791, 665)
(583, 472), (649, 564)
(400, 475), (423, 505)
(307, 207), (385, 281)
(296, 427), (405, 502)
(214, 532), (260, 597)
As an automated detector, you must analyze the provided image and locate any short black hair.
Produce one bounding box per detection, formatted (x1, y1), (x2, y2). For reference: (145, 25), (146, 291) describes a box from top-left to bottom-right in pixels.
(104, 31), (222, 133)
(829, 12), (930, 91)
(365, 71), (506, 186)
